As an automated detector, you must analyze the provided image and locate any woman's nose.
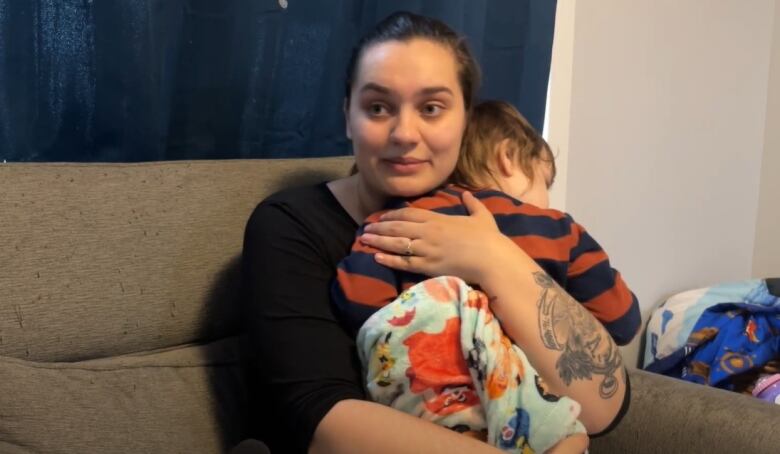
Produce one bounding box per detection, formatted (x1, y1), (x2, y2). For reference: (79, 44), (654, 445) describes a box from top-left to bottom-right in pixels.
(389, 108), (421, 146)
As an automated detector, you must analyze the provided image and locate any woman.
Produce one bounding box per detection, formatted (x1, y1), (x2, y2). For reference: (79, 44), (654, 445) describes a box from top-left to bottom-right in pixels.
(243, 11), (629, 454)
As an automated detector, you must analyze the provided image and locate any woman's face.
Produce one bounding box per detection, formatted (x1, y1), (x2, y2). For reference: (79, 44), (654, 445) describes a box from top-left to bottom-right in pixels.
(346, 38), (467, 198)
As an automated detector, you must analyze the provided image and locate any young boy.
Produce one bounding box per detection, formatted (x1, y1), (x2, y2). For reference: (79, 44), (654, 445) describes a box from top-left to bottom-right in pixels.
(332, 101), (640, 453)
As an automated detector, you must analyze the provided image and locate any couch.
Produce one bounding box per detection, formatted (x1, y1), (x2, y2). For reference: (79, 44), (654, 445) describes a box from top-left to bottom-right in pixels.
(1, 158), (778, 453)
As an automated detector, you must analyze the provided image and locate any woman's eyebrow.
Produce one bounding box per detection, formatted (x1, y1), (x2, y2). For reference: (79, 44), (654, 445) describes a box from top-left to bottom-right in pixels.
(358, 83), (454, 97)
(360, 83), (391, 94)
(418, 86), (453, 97)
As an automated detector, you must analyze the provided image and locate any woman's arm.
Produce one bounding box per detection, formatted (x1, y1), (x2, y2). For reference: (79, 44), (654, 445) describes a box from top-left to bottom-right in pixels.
(474, 233), (626, 433)
(243, 198), (366, 453)
(311, 399), (503, 454)
(361, 192), (626, 434)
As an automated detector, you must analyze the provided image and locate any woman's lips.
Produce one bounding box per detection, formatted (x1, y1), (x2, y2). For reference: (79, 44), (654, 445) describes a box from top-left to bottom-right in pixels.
(383, 157), (429, 175)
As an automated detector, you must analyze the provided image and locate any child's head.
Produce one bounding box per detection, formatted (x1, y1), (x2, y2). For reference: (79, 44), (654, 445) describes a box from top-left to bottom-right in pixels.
(452, 100), (556, 208)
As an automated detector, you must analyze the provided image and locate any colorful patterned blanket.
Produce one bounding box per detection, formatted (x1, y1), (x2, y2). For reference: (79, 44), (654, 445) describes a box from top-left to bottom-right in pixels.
(357, 276), (585, 453)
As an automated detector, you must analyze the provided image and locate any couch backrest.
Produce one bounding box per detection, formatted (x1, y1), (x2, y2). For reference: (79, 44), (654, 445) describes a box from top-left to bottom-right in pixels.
(0, 158), (352, 361)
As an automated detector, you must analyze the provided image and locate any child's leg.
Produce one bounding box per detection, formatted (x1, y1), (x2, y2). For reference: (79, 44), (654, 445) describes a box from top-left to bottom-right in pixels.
(358, 277), (488, 432)
(545, 433), (589, 454)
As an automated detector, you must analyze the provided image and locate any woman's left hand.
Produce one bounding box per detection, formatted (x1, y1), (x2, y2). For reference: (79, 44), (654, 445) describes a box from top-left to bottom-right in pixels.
(360, 192), (512, 284)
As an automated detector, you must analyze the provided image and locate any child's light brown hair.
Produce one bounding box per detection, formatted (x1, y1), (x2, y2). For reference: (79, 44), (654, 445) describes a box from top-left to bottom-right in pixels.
(452, 100), (556, 190)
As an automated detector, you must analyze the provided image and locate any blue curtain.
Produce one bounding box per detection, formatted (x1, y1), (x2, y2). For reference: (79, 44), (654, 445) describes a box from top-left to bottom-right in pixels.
(0, 0), (557, 162)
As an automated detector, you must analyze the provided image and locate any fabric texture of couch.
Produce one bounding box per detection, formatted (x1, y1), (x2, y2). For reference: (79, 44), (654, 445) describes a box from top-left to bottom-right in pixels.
(1, 158), (778, 453)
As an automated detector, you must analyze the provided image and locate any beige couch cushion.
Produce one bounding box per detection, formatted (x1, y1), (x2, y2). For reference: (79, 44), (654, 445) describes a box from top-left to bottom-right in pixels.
(0, 337), (246, 454)
(591, 369), (780, 453)
(0, 158), (352, 361)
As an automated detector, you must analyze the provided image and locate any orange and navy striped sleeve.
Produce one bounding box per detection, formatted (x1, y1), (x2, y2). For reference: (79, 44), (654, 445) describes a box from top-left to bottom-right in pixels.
(564, 218), (641, 345)
(332, 186), (641, 344)
(330, 199), (429, 334)
(449, 186), (640, 345)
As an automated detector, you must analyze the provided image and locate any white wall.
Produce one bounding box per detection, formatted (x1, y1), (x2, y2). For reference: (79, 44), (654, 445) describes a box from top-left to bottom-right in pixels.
(546, 0), (577, 210)
(547, 0), (775, 366)
(753, 2), (780, 278)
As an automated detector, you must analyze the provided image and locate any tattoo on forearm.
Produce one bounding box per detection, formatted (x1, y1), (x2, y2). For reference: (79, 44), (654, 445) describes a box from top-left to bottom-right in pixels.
(535, 272), (622, 399)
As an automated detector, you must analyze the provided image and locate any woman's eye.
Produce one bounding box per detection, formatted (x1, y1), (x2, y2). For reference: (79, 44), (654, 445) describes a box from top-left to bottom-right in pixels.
(422, 104), (443, 117)
(368, 103), (390, 116)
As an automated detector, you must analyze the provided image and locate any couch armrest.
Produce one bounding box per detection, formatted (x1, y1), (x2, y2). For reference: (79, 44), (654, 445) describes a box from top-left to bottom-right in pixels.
(590, 368), (780, 453)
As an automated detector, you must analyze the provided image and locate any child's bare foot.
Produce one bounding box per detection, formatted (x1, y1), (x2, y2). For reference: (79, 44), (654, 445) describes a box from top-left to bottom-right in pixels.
(545, 433), (589, 454)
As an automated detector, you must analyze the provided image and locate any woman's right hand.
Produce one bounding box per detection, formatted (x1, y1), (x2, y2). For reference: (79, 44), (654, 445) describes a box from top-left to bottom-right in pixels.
(360, 191), (521, 286)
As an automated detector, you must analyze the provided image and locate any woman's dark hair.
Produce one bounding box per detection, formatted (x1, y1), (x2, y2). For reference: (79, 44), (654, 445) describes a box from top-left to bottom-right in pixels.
(344, 11), (481, 111)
